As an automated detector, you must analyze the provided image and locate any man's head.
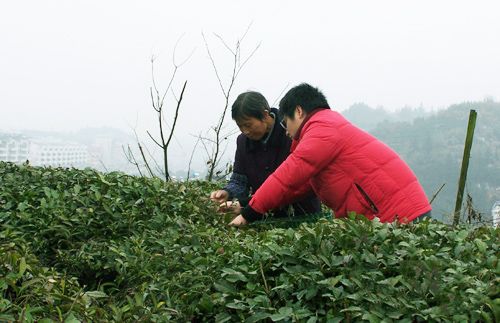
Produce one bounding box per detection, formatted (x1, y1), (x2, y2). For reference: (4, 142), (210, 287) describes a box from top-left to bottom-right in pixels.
(231, 91), (274, 141)
(278, 83), (330, 137)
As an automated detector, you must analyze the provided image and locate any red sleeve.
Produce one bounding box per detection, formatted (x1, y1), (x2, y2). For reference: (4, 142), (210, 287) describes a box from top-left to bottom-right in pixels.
(249, 120), (342, 213)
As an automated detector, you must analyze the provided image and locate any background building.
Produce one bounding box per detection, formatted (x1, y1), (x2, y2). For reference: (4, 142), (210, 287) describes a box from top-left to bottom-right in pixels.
(0, 133), (30, 163)
(1, 132), (90, 168)
(28, 139), (89, 167)
(492, 201), (500, 227)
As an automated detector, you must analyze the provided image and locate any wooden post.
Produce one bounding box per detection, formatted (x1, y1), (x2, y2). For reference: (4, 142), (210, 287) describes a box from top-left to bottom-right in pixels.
(453, 110), (477, 225)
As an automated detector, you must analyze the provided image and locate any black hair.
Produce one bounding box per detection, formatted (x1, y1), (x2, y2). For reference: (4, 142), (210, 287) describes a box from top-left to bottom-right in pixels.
(279, 83), (330, 119)
(231, 91), (270, 122)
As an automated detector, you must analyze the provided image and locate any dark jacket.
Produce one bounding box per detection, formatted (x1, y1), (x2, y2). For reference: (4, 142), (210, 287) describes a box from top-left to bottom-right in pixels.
(224, 108), (321, 218)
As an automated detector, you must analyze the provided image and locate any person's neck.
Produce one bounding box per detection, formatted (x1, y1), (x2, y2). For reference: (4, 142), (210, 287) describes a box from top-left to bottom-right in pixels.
(261, 112), (276, 144)
(293, 107), (329, 140)
(265, 112), (275, 133)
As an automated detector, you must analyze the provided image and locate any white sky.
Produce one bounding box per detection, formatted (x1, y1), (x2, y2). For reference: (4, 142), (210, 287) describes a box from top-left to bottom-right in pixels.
(1, 0), (499, 170)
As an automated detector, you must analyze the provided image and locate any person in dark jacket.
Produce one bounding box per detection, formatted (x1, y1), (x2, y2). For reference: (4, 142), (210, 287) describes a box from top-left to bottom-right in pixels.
(210, 91), (321, 218)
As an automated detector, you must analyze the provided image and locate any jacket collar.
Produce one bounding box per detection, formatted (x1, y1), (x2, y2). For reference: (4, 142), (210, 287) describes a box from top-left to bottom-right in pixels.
(293, 107), (330, 141)
(246, 107), (283, 152)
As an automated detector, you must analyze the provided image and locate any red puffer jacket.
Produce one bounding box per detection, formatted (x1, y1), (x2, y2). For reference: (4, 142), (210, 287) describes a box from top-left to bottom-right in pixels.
(248, 108), (431, 223)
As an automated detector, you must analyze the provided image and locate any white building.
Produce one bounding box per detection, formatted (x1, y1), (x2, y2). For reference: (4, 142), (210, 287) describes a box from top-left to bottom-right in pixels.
(492, 201), (500, 227)
(0, 134), (30, 163)
(29, 139), (89, 167)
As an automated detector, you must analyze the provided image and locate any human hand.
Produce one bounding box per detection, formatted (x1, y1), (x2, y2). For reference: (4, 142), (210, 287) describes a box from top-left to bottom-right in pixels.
(210, 190), (229, 203)
(228, 214), (248, 227)
(219, 200), (241, 215)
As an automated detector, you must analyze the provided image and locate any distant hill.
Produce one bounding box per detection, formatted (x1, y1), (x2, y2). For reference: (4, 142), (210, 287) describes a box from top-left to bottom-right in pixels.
(342, 103), (433, 131)
(368, 99), (500, 222)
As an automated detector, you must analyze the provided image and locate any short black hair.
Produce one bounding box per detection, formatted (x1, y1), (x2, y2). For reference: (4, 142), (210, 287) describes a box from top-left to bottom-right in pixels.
(231, 91), (270, 122)
(279, 83), (330, 118)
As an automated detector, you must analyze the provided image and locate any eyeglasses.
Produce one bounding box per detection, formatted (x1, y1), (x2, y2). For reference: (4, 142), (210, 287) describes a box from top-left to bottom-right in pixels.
(279, 118), (287, 129)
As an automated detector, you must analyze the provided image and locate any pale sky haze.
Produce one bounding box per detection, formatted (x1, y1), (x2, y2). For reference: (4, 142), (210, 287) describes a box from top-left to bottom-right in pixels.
(1, 0), (499, 170)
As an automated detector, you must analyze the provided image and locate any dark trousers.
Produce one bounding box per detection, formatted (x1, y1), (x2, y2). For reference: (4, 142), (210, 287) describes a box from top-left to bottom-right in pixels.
(414, 211), (432, 223)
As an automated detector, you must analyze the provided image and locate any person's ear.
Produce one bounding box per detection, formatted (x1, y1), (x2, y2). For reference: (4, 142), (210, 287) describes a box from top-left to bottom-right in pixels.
(296, 105), (305, 119)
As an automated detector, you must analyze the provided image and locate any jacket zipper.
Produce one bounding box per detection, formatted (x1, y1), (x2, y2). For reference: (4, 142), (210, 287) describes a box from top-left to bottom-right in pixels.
(355, 183), (379, 214)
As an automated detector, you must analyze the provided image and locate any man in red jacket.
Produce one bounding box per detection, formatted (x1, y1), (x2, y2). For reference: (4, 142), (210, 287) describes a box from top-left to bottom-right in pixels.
(230, 83), (431, 226)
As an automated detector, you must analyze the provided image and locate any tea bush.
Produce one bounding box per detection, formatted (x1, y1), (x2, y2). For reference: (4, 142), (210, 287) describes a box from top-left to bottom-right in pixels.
(0, 162), (498, 322)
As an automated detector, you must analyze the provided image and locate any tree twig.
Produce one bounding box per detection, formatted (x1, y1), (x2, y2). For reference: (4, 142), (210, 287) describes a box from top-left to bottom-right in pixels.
(429, 183), (446, 205)
(138, 142), (155, 177)
(187, 136), (202, 181)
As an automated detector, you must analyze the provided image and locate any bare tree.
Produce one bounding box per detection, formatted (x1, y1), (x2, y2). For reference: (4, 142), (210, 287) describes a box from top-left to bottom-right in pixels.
(141, 38), (194, 181)
(201, 25), (260, 181)
(147, 78), (187, 181)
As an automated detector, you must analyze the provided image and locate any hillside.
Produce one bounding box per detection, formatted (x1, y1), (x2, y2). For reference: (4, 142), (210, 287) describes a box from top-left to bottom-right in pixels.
(0, 162), (498, 321)
(342, 103), (432, 132)
(345, 100), (500, 222)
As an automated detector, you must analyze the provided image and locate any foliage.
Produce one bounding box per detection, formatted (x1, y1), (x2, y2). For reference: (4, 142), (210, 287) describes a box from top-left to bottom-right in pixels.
(1, 162), (499, 322)
(367, 100), (500, 221)
(342, 103), (431, 132)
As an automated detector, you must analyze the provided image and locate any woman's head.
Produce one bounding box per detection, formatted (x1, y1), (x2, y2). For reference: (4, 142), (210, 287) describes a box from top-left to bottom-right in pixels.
(231, 91), (274, 140)
(231, 91), (270, 122)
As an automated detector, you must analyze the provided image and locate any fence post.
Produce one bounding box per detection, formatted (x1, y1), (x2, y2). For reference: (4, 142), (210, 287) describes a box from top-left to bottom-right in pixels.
(453, 109), (477, 225)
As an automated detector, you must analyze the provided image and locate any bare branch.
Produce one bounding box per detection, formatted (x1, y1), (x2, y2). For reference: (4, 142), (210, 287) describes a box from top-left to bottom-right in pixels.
(123, 118), (150, 177)
(177, 46), (197, 68)
(187, 136), (201, 181)
(150, 58), (165, 115)
(240, 21), (254, 44)
(128, 121), (155, 178)
(160, 34), (195, 104)
(97, 159), (108, 172)
(202, 32), (227, 97)
(223, 127), (241, 138)
(143, 143), (165, 177)
(170, 87), (178, 102)
(147, 131), (163, 149)
(197, 136), (218, 145)
(166, 80), (187, 149)
(151, 56), (159, 94)
(138, 142), (155, 177)
(172, 33), (186, 67)
(149, 87), (159, 112)
(173, 36), (197, 68)
(155, 165), (165, 177)
(213, 32), (236, 56)
(157, 105), (168, 181)
(160, 65), (178, 109)
(142, 143), (162, 174)
(122, 144), (143, 177)
(212, 139), (231, 172)
(122, 145), (132, 163)
(271, 83), (290, 108)
(235, 42), (261, 79)
(203, 27), (259, 180)
(198, 135), (212, 158)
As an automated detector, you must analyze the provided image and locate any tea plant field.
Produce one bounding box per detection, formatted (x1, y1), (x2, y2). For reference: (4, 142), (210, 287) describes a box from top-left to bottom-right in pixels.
(0, 162), (498, 322)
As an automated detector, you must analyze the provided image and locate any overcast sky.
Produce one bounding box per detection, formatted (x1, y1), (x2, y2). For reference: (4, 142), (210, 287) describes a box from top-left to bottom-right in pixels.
(1, 0), (499, 170)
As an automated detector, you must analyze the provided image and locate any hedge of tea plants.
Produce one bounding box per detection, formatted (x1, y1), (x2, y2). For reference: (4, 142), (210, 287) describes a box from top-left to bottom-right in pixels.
(0, 162), (498, 322)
